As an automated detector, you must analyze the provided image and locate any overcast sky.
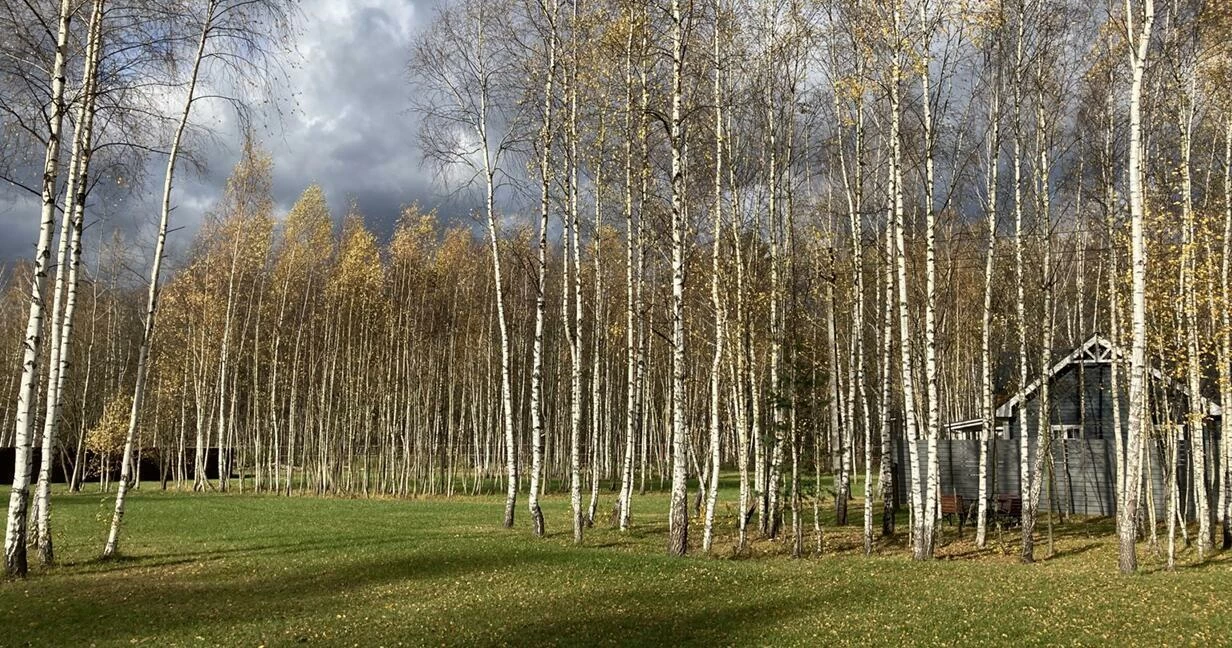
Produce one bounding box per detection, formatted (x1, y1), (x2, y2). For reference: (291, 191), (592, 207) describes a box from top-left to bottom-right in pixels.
(0, 0), (462, 266)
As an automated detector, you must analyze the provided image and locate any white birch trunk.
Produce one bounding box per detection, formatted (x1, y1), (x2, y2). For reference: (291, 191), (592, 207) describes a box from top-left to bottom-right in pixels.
(211, 226), (243, 492)
(528, 0), (558, 538)
(1102, 66), (1127, 514)
(35, 0), (106, 566)
(1011, 2), (1032, 562)
(1178, 78), (1209, 558)
(617, 11), (639, 532)
(1119, 0), (1154, 575)
(566, 1), (584, 544)
(588, 129), (604, 525)
(833, 58), (869, 553)
(4, 0), (75, 578)
(666, 0), (689, 556)
(879, 193), (896, 538)
(976, 78), (1000, 549)
(890, 5), (923, 559)
(732, 165), (752, 550)
(1220, 119), (1232, 549)
(919, 3), (939, 559)
(702, 6), (725, 553)
(104, 0), (216, 558)
(472, 15), (518, 530)
(1023, 69), (1053, 563)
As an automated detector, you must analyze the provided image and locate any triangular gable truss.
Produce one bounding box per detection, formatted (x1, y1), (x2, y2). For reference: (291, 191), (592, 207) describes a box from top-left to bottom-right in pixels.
(994, 334), (1221, 419)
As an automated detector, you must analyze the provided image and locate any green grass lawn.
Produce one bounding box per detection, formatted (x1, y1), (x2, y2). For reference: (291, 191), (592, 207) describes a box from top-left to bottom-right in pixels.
(2, 481), (1230, 647)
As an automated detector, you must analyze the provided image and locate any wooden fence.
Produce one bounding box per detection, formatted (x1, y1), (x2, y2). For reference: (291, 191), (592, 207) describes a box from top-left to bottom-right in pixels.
(892, 436), (1212, 520)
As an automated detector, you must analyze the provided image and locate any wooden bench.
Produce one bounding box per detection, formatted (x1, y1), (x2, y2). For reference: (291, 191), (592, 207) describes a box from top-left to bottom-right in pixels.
(992, 494), (1022, 527)
(940, 494), (969, 535)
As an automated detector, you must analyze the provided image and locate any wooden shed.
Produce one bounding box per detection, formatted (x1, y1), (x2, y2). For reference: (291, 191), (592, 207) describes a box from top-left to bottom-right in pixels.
(894, 335), (1222, 519)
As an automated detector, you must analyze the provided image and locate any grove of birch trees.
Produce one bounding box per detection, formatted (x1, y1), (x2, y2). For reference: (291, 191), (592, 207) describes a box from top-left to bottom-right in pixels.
(3, 0), (1232, 577)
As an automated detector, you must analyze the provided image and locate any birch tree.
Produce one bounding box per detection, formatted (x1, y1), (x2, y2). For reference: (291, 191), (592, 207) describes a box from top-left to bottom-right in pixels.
(918, 0), (940, 561)
(4, 0), (74, 578)
(104, 0), (215, 558)
(564, 0), (585, 545)
(411, 0), (523, 528)
(976, 32), (1001, 550)
(616, 4), (643, 532)
(34, 0), (107, 567)
(887, 1), (927, 561)
(1118, 0), (1154, 575)
(666, 0), (691, 557)
(701, 0), (726, 554)
(104, 0), (294, 557)
(1008, 0), (1036, 564)
(1168, 0), (1209, 559)
(528, 0), (559, 538)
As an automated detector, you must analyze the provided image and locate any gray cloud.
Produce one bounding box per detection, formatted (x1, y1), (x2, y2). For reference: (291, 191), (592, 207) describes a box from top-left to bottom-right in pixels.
(1, 0), (470, 267)
(0, 196), (38, 265)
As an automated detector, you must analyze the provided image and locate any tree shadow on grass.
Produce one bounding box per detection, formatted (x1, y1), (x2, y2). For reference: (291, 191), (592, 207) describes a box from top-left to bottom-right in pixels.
(12, 543), (570, 645)
(1048, 542), (1102, 559)
(60, 533), (417, 574)
(10, 532), (880, 647)
(488, 590), (812, 646)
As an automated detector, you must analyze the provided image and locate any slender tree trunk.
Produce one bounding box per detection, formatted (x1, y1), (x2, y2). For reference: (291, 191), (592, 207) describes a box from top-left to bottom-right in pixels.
(826, 272), (845, 528)
(617, 9), (640, 531)
(480, 31), (519, 530)
(976, 77), (1000, 549)
(528, 0), (558, 538)
(1011, 0), (1033, 566)
(890, 5), (923, 560)
(5, 0), (75, 578)
(835, 68), (871, 554)
(1119, 0), (1154, 575)
(1178, 78), (1209, 559)
(566, 1), (585, 544)
(1220, 119), (1232, 550)
(1024, 70), (1053, 563)
(731, 157), (752, 550)
(702, 7), (725, 553)
(588, 126), (604, 526)
(766, 135), (787, 538)
(919, 3), (939, 559)
(214, 227), (243, 494)
(104, 0), (216, 558)
(35, 0), (106, 566)
(666, 0), (689, 557)
(879, 203), (895, 538)
(1102, 67), (1127, 517)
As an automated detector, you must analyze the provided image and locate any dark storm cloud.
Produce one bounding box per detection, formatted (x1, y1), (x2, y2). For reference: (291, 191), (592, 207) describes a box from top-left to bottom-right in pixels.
(185, 0), (463, 242)
(263, 0), (444, 236)
(1, 0), (466, 265)
(0, 199), (37, 264)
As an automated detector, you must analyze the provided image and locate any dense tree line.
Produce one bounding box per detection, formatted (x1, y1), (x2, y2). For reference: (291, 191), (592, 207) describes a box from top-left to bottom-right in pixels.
(3, 0), (1232, 578)
(1, 0), (294, 576)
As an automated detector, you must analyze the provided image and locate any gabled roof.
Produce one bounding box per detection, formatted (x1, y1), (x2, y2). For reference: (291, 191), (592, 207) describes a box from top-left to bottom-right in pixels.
(946, 418), (985, 432)
(994, 334), (1222, 419)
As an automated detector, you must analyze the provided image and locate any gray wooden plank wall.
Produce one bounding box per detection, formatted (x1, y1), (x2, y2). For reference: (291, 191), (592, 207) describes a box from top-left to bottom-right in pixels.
(892, 437), (1216, 519)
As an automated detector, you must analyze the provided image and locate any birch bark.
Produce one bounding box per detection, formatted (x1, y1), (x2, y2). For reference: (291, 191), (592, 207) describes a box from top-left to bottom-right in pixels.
(976, 71), (1000, 549)
(666, 0), (690, 557)
(529, 0), (559, 538)
(35, 0), (106, 566)
(5, 0), (75, 578)
(889, 4), (923, 559)
(617, 7), (639, 531)
(1119, 0), (1154, 575)
(104, 0), (216, 558)
(702, 3), (725, 553)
